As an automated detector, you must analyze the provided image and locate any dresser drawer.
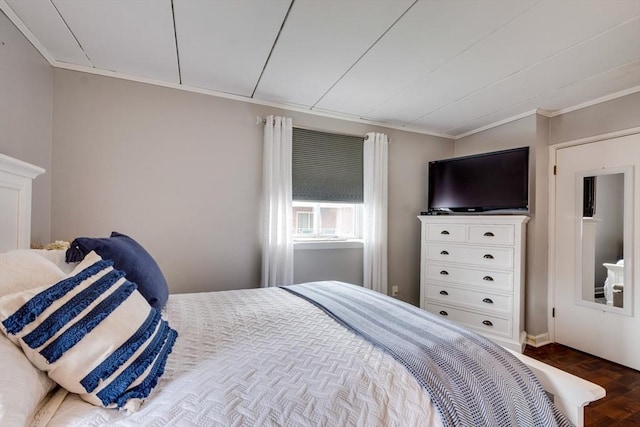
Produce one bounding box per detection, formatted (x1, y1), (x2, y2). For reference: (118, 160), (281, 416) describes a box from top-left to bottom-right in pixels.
(425, 224), (466, 242)
(468, 224), (514, 245)
(426, 244), (514, 269)
(425, 284), (512, 314)
(426, 302), (512, 337)
(425, 262), (513, 291)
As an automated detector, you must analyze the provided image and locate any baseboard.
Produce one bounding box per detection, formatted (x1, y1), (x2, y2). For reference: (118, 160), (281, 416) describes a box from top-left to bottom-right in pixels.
(526, 332), (552, 347)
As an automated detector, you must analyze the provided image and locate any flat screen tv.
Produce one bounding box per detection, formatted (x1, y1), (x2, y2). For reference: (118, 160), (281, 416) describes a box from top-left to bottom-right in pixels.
(428, 147), (529, 214)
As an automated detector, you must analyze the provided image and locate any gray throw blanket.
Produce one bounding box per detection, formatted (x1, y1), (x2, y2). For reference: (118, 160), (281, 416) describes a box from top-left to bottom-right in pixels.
(283, 281), (573, 427)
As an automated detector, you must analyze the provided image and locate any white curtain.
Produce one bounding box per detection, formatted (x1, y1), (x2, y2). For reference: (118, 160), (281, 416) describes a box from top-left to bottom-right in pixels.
(363, 132), (389, 294)
(261, 115), (294, 287)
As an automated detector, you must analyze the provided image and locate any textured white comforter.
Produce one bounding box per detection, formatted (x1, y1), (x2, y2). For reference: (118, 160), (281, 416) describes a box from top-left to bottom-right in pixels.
(41, 288), (442, 426)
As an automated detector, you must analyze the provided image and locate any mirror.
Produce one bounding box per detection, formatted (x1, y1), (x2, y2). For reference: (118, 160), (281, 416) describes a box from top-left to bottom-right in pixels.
(580, 173), (625, 308)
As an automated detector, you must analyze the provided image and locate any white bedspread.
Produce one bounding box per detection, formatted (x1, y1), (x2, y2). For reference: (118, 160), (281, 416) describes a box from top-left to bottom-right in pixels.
(41, 288), (442, 427)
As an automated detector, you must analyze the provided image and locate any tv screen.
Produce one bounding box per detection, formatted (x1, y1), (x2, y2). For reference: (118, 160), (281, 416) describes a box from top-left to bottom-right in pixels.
(428, 147), (529, 213)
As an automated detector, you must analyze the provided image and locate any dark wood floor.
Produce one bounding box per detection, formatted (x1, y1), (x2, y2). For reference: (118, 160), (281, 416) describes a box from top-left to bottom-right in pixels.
(524, 343), (640, 426)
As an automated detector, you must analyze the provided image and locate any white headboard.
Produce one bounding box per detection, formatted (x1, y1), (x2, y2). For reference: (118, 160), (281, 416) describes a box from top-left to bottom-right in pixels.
(0, 153), (45, 251)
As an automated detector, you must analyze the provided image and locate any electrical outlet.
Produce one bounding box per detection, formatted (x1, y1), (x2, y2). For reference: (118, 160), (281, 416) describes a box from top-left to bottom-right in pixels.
(391, 285), (399, 297)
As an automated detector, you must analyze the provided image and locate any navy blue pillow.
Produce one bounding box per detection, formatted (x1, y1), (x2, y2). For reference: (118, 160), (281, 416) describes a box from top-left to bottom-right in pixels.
(66, 232), (168, 309)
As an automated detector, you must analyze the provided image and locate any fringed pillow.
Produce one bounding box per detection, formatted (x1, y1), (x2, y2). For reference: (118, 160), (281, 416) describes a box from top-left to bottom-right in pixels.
(0, 251), (177, 411)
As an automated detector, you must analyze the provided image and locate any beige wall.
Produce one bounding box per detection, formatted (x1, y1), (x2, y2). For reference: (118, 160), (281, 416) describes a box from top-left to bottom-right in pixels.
(549, 92), (640, 145)
(454, 114), (551, 336)
(0, 12), (52, 244)
(454, 93), (640, 337)
(10, 1), (636, 328)
(52, 69), (452, 299)
(294, 247), (363, 285)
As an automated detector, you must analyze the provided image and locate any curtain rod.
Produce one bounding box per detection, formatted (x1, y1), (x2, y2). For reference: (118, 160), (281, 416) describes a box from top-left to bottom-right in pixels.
(256, 116), (391, 142)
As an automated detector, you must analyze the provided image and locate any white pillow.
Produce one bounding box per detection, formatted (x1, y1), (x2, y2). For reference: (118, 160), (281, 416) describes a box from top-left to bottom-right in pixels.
(0, 250), (63, 426)
(0, 335), (56, 426)
(32, 249), (78, 275)
(0, 250), (66, 297)
(0, 251), (177, 410)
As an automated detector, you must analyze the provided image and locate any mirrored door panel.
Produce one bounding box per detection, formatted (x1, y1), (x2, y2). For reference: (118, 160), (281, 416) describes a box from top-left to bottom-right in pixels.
(580, 172), (627, 311)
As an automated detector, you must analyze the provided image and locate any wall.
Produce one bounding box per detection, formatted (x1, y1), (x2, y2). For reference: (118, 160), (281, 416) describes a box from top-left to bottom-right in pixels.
(52, 69), (452, 299)
(549, 92), (640, 145)
(294, 245), (363, 285)
(7, 7), (636, 331)
(0, 12), (52, 244)
(454, 92), (640, 337)
(454, 114), (551, 336)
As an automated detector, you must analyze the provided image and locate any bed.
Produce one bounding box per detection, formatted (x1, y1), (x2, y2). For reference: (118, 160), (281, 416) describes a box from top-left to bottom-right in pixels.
(0, 153), (605, 426)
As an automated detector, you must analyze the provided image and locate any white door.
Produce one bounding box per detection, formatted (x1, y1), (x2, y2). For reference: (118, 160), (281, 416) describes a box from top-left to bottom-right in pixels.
(553, 134), (640, 370)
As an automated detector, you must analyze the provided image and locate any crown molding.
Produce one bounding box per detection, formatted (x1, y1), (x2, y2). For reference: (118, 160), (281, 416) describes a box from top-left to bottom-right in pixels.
(4, 0), (637, 143)
(51, 62), (640, 141)
(535, 108), (554, 117)
(452, 86), (640, 140)
(452, 109), (540, 140)
(0, 0), (56, 65)
(54, 62), (456, 139)
(544, 86), (640, 117)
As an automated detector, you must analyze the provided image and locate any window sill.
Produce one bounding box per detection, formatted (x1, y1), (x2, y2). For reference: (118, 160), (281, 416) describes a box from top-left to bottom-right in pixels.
(294, 239), (364, 250)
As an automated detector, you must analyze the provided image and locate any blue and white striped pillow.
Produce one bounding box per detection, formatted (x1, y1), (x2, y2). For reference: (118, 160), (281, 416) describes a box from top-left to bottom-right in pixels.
(0, 251), (177, 410)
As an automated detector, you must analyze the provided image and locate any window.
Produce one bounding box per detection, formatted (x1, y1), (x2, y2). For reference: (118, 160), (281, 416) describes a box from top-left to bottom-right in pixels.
(293, 201), (361, 239)
(292, 128), (363, 240)
(296, 210), (314, 235)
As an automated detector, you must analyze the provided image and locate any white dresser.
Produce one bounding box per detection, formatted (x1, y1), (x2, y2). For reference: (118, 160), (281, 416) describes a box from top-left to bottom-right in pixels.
(418, 215), (529, 352)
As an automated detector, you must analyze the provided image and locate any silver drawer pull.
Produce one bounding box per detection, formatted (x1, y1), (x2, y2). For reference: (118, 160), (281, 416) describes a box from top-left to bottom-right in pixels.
(439, 290), (449, 296)
(482, 320), (493, 326)
(439, 311), (448, 316)
(482, 298), (494, 304)
(483, 276), (494, 282)
(440, 250), (449, 255)
(440, 270), (449, 275)
(440, 230), (450, 235)
(483, 232), (495, 237)
(483, 254), (494, 259)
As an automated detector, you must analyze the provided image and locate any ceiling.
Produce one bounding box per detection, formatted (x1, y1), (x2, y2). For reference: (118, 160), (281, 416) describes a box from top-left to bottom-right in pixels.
(2, 0), (639, 138)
